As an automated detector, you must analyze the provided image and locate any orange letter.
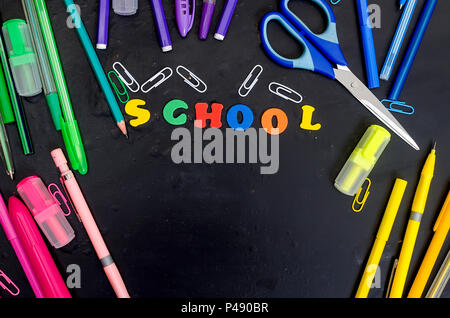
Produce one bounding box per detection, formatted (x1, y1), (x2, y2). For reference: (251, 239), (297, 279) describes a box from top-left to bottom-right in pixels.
(261, 108), (288, 135)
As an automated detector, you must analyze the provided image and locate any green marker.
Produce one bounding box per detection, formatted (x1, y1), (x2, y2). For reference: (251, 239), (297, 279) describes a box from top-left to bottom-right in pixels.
(33, 0), (88, 174)
(22, 0), (62, 130)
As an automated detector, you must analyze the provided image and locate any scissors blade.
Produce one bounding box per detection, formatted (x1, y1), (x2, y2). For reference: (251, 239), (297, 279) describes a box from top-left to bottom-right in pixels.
(333, 66), (420, 151)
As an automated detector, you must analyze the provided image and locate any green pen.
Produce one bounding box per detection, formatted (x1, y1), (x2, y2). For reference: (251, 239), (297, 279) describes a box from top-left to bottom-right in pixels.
(0, 111), (14, 179)
(0, 61), (15, 124)
(33, 0), (88, 174)
(22, 0), (62, 130)
(0, 33), (33, 155)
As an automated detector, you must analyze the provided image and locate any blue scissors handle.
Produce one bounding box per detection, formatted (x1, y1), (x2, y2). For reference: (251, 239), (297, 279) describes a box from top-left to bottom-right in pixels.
(280, 0), (347, 66)
(260, 12), (335, 79)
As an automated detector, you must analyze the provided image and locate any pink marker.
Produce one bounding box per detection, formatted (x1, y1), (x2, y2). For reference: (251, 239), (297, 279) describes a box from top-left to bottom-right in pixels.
(8, 196), (71, 298)
(51, 148), (130, 298)
(16, 176), (75, 248)
(0, 193), (44, 298)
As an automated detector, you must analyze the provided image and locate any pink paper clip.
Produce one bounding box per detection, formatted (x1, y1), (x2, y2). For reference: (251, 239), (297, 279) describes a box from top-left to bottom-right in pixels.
(0, 270), (20, 296)
(48, 183), (72, 217)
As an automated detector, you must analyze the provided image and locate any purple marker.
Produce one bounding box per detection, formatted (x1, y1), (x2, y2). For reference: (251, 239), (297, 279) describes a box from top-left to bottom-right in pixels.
(199, 0), (216, 39)
(214, 0), (238, 41)
(176, 0), (195, 38)
(149, 0), (172, 52)
(97, 0), (110, 49)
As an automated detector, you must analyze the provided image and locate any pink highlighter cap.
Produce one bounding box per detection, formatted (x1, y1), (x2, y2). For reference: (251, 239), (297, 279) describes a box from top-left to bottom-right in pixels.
(16, 176), (75, 248)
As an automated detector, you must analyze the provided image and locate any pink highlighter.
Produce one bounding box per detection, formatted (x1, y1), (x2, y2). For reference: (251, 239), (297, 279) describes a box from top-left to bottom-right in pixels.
(8, 196), (71, 298)
(16, 176), (75, 249)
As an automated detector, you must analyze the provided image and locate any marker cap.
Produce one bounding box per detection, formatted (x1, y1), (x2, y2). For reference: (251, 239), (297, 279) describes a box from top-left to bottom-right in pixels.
(2, 19), (42, 97)
(17, 176), (75, 248)
(112, 0), (138, 16)
(335, 125), (391, 196)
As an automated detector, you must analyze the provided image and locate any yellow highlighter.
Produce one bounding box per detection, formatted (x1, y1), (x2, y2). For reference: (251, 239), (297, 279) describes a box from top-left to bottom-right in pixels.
(389, 145), (436, 298)
(355, 178), (407, 298)
(335, 125), (391, 196)
(408, 190), (450, 298)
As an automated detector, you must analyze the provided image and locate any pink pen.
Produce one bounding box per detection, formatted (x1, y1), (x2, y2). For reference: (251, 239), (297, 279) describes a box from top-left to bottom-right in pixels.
(0, 193), (44, 298)
(51, 148), (130, 298)
(8, 196), (71, 298)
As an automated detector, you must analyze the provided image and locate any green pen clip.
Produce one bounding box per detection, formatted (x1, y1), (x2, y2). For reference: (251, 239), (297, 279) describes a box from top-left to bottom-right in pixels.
(108, 70), (129, 104)
(60, 117), (88, 175)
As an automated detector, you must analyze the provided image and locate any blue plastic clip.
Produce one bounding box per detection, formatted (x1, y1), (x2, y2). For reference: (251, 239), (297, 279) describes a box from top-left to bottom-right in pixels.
(381, 99), (415, 115)
(330, 0), (342, 4)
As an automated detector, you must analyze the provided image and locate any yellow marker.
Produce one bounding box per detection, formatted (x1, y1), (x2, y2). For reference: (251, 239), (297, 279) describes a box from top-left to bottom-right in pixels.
(389, 145), (436, 298)
(355, 178), (407, 298)
(408, 190), (450, 298)
(300, 105), (321, 130)
(125, 99), (150, 127)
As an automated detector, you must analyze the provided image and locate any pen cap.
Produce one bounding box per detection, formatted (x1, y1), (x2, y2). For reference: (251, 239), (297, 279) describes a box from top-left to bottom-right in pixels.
(335, 125), (391, 196)
(17, 176), (75, 248)
(113, 0), (138, 16)
(1, 19), (42, 97)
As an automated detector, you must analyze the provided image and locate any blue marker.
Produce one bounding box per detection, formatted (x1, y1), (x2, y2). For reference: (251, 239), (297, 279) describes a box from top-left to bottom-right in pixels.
(388, 0), (438, 101)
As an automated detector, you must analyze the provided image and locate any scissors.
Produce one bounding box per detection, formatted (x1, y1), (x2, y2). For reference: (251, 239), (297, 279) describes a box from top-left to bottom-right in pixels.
(260, 0), (419, 150)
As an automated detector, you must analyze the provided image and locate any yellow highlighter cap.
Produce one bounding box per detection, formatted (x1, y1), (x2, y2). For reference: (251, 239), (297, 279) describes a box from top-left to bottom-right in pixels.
(335, 125), (391, 196)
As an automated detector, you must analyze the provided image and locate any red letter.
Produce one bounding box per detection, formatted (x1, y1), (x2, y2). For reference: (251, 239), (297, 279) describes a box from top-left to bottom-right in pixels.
(195, 103), (224, 128)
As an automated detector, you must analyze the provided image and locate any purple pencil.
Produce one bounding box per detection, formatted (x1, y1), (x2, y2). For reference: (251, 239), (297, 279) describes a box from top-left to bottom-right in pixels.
(214, 0), (238, 41)
(97, 0), (110, 49)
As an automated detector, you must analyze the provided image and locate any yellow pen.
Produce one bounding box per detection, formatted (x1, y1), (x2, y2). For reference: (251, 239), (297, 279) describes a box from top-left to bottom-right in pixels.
(389, 144), (436, 298)
(408, 190), (450, 298)
(355, 178), (407, 298)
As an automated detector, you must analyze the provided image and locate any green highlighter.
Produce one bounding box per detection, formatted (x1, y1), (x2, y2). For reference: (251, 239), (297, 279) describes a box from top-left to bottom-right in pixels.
(2, 19), (42, 97)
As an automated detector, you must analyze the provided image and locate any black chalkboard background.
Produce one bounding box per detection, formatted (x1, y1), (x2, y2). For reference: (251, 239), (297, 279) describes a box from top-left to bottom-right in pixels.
(0, 0), (449, 298)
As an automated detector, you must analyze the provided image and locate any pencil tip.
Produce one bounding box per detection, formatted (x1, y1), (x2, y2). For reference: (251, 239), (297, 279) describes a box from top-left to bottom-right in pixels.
(433, 141), (436, 150)
(8, 171), (14, 180)
(117, 121), (128, 137)
(400, 4), (403, 9)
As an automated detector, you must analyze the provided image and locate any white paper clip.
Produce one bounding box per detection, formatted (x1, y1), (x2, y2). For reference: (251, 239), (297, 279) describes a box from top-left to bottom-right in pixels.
(238, 65), (263, 97)
(112, 62), (140, 93)
(176, 65), (207, 93)
(141, 67), (173, 93)
(268, 82), (303, 104)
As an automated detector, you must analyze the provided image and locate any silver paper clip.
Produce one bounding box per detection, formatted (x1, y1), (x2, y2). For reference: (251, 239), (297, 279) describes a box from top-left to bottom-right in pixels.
(238, 65), (263, 97)
(176, 65), (207, 93)
(381, 99), (415, 115)
(268, 82), (303, 104)
(0, 270), (20, 297)
(112, 62), (140, 93)
(141, 67), (173, 93)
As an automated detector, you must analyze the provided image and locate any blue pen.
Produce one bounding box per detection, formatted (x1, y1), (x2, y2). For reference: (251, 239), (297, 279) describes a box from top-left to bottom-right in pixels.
(380, 0), (417, 81)
(400, 0), (407, 9)
(388, 0), (437, 100)
(356, 0), (379, 89)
